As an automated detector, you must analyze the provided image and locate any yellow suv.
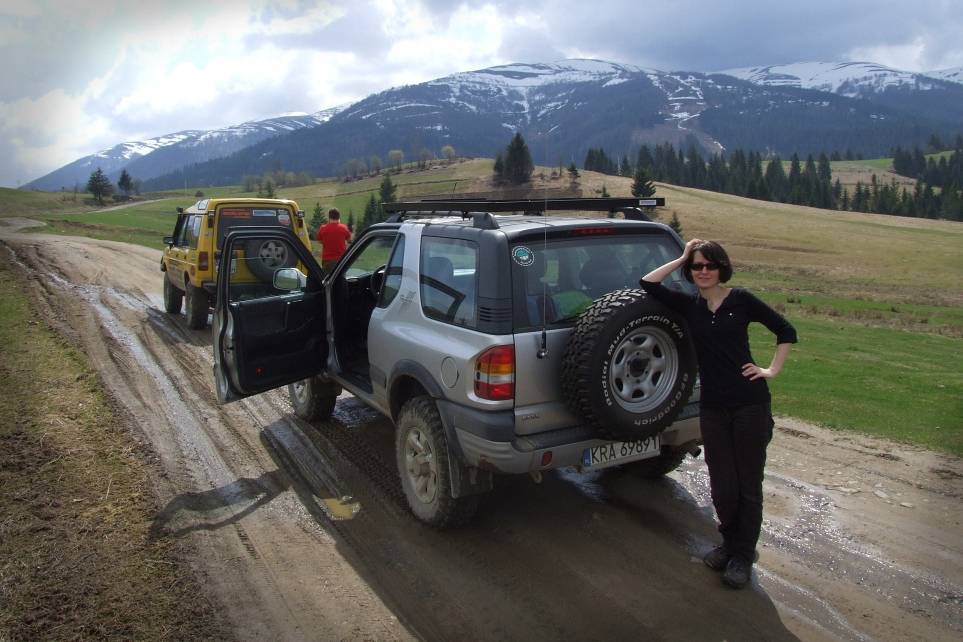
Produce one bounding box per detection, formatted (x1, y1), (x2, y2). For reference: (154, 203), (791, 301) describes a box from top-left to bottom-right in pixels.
(161, 197), (314, 329)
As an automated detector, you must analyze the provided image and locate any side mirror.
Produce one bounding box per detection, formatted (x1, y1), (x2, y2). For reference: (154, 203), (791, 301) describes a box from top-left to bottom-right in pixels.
(274, 267), (307, 291)
(163, 235), (174, 246)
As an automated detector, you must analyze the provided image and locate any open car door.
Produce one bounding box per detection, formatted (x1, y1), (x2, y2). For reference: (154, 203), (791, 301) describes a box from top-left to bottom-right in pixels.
(213, 227), (326, 403)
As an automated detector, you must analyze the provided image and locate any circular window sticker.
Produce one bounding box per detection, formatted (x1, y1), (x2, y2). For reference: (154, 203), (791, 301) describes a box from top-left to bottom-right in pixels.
(512, 246), (535, 267)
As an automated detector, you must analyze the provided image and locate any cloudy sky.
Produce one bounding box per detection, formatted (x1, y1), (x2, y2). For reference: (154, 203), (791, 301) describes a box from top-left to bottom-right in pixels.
(1, 0), (961, 187)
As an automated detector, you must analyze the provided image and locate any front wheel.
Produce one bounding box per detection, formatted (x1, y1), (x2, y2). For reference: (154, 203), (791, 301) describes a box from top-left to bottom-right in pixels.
(395, 397), (479, 528)
(288, 376), (340, 421)
(163, 275), (183, 313)
(185, 282), (209, 329)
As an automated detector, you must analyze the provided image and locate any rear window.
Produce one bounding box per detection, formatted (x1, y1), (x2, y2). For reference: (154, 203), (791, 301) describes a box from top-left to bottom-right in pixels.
(512, 233), (695, 330)
(216, 207), (292, 249)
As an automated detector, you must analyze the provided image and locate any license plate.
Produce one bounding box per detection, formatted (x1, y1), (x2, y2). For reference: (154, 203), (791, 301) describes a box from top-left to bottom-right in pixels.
(582, 435), (661, 469)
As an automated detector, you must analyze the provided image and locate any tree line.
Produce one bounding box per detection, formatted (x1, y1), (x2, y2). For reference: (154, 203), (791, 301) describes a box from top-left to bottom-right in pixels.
(588, 142), (962, 221)
(891, 138), (963, 190)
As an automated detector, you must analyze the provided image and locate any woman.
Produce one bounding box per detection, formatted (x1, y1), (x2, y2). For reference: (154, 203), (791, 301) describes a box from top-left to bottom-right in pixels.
(640, 239), (797, 589)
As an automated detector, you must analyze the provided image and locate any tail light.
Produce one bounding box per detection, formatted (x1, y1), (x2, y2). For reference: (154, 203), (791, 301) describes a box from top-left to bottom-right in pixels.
(198, 251), (209, 271)
(475, 345), (514, 400)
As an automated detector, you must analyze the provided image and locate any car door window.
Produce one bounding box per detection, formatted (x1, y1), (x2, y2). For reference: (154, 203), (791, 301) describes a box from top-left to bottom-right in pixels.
(420, 237), (477, 328)
(175, 215), (193, 247)
(342, 234), (395, 278)
(188, 215), (202, 249)
(377, 234), (405, 308)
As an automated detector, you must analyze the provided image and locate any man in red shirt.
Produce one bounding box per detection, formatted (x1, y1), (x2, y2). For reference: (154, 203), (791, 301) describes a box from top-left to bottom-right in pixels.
(315, 208), (353, 273)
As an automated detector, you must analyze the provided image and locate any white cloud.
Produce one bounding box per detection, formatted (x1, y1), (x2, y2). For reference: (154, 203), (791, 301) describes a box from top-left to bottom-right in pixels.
(2, 0), (962, 187)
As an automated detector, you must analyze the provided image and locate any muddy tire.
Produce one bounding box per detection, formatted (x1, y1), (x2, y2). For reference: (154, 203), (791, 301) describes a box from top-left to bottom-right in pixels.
(245, 238), (296, 282)
(560, 289), (696, 441)
(185, 282), (209, 329)
(288, 376), (340, 421)
(625, 450), (687, 479)
(395, 396), (479, 528)
(163, 275), (183, 313)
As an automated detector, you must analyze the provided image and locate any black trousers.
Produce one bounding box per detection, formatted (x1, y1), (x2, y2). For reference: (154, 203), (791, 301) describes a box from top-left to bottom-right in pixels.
(700, 402), (774, 562)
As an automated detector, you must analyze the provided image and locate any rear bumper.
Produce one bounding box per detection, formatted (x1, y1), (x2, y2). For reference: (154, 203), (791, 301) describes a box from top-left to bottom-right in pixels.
(441, 400), (702, 475)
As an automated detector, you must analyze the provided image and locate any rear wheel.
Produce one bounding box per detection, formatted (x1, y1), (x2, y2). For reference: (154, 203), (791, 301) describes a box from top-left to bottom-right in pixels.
(163, 275), (183, 313)
(185, 282), (209, 329)
(288, 376), (340, 421)
(624, 449), (687, 479)
(395, 396), (479, 528)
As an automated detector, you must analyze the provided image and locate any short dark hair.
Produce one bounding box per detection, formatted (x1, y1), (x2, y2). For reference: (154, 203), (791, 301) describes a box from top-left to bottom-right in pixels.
(683, 240), (733, 283)
(328, 208), (341, 220)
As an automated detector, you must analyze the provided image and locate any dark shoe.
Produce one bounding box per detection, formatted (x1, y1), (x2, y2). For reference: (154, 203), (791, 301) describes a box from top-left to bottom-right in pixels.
(722, 556), (752, 589)
(703, 546), (730, 571)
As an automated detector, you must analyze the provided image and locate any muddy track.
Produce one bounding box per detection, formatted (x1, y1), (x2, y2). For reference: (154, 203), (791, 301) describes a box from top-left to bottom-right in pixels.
(1, 221), (961, 641)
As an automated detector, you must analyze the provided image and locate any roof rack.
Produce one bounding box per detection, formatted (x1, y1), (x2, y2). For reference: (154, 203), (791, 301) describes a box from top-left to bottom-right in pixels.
(382, 197), (665, 229)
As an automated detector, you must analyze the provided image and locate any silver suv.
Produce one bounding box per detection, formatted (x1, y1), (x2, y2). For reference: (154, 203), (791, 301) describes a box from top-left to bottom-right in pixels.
(212, 198), (701, 527)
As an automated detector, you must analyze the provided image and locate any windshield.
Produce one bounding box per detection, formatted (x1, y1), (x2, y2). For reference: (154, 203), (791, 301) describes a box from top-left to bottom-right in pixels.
(512, 233), (695, 330)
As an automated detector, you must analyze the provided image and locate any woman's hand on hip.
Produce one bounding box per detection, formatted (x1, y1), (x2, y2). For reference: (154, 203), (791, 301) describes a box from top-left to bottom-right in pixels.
(742, 362), (775, 380)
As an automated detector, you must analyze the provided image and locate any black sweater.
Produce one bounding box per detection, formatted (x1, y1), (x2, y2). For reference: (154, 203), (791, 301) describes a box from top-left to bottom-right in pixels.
(639, 281), (798, 407)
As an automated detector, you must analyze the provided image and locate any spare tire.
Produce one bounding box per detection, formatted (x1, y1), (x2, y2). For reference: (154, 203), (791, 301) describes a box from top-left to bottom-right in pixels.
(561, 289), (696, 441)
(245, 238), (296, 282)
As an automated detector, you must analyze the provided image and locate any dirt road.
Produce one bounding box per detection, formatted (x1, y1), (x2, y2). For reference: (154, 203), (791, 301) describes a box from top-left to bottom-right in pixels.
(2, 219), (961, 641)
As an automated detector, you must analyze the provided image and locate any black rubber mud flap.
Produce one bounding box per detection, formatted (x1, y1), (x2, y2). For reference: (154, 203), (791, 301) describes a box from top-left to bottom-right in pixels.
(561, 289), (697, 441)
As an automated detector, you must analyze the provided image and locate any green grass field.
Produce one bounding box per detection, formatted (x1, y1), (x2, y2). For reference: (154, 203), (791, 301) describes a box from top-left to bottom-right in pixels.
(3, 162), (961, 455)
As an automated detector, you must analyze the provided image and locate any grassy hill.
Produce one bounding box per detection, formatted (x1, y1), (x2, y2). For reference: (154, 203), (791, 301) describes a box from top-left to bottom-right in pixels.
(2, 161), (961, 454)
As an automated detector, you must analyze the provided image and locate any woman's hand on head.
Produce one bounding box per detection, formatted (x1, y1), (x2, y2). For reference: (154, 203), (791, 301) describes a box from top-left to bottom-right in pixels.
(683, 238), (703, 259)
(742, 362), (775, 381)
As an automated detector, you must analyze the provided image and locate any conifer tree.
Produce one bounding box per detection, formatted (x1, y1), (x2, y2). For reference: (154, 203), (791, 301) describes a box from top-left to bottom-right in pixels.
(631, 165), (656, 197)
(309, 202), (324, 236)
(503, 133), (534, 184)
(86, 167), (113, 205)
(493, 153), (504, 182)
(118, 169), (133, 196)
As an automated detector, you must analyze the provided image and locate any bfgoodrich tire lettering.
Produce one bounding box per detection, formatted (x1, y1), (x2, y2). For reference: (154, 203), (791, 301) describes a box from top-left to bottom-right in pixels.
(561, 289), (696, 441)
(395, 396), (479, 528)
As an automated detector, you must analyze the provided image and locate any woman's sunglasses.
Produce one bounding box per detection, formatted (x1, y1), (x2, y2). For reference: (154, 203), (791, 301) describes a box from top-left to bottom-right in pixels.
(690, 262), (720, 272)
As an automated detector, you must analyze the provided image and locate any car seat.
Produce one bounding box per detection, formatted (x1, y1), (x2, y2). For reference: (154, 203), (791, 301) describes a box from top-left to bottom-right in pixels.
(579, 256), (627, 299)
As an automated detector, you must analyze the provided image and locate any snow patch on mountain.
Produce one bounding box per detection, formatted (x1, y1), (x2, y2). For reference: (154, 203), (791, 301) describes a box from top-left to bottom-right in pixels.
(924, 66), (963, 85)
(716, 61), (935, 96)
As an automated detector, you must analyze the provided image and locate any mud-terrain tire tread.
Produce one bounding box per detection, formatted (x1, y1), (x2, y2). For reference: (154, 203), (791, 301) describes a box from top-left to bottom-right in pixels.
(185, 282), (209, 329)
(395, 396), (479, 529)
(560, 288), (695, 441)
(163, 275), (183, 313)
(288, 377), (339, 421)
(626, 450), (687, 479)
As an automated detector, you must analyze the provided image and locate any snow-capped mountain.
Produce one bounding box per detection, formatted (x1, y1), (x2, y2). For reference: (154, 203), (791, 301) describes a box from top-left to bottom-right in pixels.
(925, 66), (963, 84)
(716, 61), (943, 95)
(143, 57), (963, 190)
(24, 106), (345, 191)
(31, 58), (963, 192)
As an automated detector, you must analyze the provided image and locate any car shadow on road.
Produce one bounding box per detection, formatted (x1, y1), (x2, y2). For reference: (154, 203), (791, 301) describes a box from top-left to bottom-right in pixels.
(148, 469), (288, 540)
(148, 408), (805, 641)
